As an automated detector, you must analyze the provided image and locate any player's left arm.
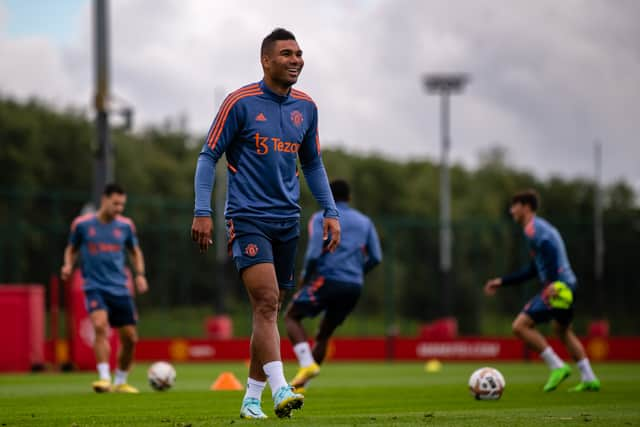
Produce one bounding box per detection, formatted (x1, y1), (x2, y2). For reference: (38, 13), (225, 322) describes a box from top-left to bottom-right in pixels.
(363, 220), (383, 274)
(300, 213), (325, 284)
(298, 104), (340, 252)
(539, 239), (559, 283)
(125, 222), (148, 294)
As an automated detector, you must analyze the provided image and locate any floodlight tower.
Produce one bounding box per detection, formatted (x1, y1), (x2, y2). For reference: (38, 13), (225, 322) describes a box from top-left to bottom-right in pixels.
(423, 73), (469, 316)
(93, 0), (113, 206)
(594, 142), (604, 317)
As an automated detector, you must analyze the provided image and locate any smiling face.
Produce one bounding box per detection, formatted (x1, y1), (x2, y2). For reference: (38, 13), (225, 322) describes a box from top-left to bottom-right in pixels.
(261, 39), (304, 94)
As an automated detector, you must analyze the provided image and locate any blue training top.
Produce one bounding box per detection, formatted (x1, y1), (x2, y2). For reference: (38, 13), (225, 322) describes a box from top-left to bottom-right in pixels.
(301, 202), (382, 286)
(194, 80), (338, 221)
(68, 213), (138, 295)
(502, 216), (577, 287)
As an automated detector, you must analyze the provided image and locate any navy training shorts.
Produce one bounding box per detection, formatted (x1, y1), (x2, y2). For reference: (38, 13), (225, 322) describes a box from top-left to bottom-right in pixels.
(522, 282), (577, 325)
(226, 217), (299, 290)
(84, 288), (137, 327)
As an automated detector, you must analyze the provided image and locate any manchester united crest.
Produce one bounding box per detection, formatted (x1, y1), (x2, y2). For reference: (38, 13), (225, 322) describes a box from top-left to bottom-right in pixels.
(113, 227), (122, 239)
(245, 243), (259, 257)
(290, 110), (303, 127)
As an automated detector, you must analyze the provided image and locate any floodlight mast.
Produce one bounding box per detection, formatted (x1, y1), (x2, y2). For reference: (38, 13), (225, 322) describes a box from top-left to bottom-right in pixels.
(423, 73), (469, 316)
(93, 0), (113, 206)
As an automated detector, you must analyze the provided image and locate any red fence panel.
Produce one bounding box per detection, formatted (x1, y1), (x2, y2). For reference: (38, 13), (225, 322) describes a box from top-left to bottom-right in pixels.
(0, 285), (45, 372)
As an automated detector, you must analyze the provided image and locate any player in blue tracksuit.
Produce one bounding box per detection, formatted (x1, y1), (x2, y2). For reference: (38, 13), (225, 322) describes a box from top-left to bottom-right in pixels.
(61, 184), (149, 394)
(284, 180), (382, 391)
(484, 190), (600, 392)
(191, 28), (340, 419)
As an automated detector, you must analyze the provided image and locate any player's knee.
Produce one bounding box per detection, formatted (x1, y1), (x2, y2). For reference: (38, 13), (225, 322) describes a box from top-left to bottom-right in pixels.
(126, 335), (138, 347)
(315, 331), (330, 342)
(315, 324), (335, 341)
(283, 311), (296, 325)
(94, 323), (109, 338)
(554, 324), (570, 341)
(121, 329), (138, 346)
(284, 307), (302, 323)
(511, 319), (524, 337)
(254, 294), (279, 321)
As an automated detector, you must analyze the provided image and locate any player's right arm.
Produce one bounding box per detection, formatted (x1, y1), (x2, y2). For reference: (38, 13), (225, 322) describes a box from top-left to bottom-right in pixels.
(61, 217), (84, 281)
(61, 244), (78, 282)
(192, 94), (242, 252)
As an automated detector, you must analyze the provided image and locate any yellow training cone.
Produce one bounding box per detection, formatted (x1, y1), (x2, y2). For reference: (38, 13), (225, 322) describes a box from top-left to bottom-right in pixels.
(424, 359), (442, 373)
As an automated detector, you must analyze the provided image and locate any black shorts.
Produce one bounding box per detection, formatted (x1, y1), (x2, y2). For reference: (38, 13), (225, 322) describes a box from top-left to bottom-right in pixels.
(290, 277), (362, 327)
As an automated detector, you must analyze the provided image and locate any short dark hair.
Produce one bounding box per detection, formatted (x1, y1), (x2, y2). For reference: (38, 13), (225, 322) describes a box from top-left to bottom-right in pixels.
(330, 179), (350, 202)
(261, 28), (296, 56)
(511, 189), (539, 211)
(103, 183), (126, 197)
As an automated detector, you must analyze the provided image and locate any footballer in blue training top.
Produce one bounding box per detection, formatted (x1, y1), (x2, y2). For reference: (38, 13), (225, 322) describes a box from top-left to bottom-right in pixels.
(191, 28), (341, 420)
(484, 189), (600, 392)
(285, 179), (382, 391)
(61, 183), (148, 394)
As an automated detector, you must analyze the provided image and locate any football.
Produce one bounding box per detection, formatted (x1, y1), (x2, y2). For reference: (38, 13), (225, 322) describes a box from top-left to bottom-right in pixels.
(468, 367), (505, 400)
(147, 361), (176, 391)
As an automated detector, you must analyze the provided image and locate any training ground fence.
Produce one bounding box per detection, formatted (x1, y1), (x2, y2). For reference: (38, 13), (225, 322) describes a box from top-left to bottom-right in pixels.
(1, 189), (638, 338)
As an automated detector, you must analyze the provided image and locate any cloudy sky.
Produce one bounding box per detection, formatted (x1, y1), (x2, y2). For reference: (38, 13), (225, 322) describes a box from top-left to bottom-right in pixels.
(1, 0), (639, 192)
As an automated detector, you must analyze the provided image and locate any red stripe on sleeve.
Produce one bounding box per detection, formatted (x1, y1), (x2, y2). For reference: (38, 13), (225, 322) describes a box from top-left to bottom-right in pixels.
(207, 85), (262, 149)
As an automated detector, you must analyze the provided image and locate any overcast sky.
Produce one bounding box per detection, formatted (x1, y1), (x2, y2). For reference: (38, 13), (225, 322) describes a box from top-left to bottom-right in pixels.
(1, 0), (638, 193)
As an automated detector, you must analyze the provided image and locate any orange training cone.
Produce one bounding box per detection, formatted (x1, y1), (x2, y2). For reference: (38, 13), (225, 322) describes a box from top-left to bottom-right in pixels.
(210, 372), (244, 391)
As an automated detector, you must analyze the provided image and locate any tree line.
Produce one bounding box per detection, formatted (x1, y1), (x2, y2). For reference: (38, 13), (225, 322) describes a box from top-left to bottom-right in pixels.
(1, 97), (638, 333)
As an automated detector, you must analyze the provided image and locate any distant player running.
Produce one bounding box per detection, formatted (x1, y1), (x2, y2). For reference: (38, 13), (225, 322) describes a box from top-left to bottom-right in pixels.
(191, 28), (340, 419)
(285, 179), (382, 392)
(484, 190), (600, 392)
(61, 184), (148, 393)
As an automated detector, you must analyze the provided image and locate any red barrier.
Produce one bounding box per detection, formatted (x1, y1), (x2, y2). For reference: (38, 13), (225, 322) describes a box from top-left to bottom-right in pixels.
(0, 285), (45, 372)
(122, 336), (640, 363)
(204, 315), (233, 340)
(49, 275), (60, 365)
(418, 317), (458, 340)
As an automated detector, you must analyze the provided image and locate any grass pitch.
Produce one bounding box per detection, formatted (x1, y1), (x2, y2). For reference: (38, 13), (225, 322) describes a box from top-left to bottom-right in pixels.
(1, 362), (639, 426)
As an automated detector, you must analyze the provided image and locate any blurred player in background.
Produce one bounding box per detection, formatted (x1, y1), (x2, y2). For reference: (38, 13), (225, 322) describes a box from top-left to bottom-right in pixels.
(285, 179), (382, 392)
(191, 28), (340, 419)
(484, 189), (600, 392)
(61, 183), (148, 393)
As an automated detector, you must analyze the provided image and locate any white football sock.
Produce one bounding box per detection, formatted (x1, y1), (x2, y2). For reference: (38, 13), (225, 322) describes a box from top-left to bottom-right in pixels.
(540, 347), (565, 370)
(293, 342), (315, 368)
(577, 358), (597, 382)
(244, 378), (266, 401)
(263, 361), (288, 397)
(97, 362), (111, 381)
(113, 369), (128, 385)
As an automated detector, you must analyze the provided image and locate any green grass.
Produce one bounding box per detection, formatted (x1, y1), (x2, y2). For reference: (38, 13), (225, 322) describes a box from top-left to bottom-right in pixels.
(1, 362), (639, 426)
